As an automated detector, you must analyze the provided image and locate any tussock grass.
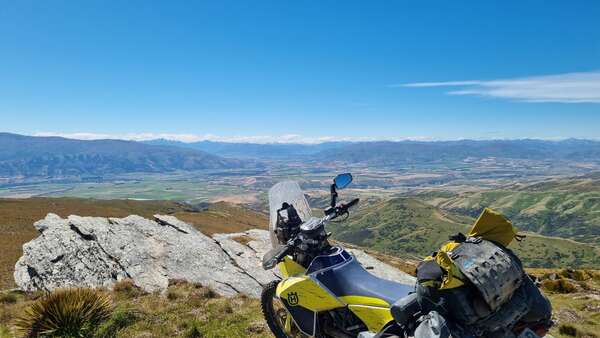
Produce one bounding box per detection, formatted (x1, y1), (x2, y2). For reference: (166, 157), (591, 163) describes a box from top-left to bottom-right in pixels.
(14, 288), (113, 338)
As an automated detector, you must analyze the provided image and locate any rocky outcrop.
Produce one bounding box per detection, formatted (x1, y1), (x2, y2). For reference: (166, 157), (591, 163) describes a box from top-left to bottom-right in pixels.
(15, 214), (416, 297)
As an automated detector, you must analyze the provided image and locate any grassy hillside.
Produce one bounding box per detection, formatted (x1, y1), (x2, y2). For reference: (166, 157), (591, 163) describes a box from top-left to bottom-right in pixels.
(0, 280), (267, 338)
(328, 197), (600, 268)
(433, 176), (600, 244)
(1, 272), (598, 337)
(0, 198), (268, 289)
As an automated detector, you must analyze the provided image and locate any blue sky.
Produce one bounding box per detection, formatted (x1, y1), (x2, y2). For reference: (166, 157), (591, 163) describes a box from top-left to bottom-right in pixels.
(1, 1), (599, 143)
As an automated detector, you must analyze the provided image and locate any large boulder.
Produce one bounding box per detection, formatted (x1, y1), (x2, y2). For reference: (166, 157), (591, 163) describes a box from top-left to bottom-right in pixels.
(15, 214), (416, 297)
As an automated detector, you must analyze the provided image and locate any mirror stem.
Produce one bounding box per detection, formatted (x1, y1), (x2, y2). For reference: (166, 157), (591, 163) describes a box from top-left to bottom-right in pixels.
(330, 184), (338, 208)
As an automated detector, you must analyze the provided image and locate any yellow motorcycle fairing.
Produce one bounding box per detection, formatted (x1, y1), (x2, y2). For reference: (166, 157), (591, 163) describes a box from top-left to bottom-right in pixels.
(276, 274), (343, 336)
(278, 256), (306, 278)
(347, 304), (394, 333)
(276, 276), (396, 335)
(275, 259), (411, 335)
(339, 296), (394, 332)
(277, 276), (344, 312)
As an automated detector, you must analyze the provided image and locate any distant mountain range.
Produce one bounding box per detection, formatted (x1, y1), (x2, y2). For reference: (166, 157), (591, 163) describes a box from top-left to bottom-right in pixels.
(4, 133), (600, 179)
(145, 138), (600, 164)
(0, 133), (250, 178)
(143, 139), (350, 159)
(316, 139), (600, 165)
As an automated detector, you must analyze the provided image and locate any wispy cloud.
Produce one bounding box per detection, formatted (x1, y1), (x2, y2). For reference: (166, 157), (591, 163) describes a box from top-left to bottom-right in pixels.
(31, 132), (430, 144)
(397, 71), (600, 103)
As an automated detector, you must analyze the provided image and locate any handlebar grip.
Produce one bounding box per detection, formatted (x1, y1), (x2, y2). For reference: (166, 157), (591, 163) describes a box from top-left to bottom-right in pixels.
(346, 198), (360, 209)
(275, 245), (292, 261)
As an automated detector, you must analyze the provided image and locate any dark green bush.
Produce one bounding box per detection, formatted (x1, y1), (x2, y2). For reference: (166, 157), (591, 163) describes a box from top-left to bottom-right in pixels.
(559, 324), (578, 336)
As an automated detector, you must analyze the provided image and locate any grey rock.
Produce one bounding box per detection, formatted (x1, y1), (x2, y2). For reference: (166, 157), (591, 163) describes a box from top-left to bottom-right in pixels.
(212, 231), (279, 286)
(15, 214), (416, 298)
(15, 213), (261, 297)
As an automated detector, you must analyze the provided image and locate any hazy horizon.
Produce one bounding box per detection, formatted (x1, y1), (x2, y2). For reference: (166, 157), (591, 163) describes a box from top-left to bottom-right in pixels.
(2, 131), (600, 145)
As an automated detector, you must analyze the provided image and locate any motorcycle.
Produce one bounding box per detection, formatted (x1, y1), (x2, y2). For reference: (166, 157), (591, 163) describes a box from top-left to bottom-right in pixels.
(260, 173), (546, 338)
(260, 173), (415, 338)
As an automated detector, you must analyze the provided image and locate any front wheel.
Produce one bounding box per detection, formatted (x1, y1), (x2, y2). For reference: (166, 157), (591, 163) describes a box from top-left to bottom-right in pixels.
(261, 280), (307, 338)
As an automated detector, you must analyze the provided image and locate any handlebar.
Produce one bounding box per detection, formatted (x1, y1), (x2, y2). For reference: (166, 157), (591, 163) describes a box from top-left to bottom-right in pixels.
(335, 198), (360, 217)
(275, 245), (293, 262)
(263, 197), (360, 270)
(345, 198), (360, 209)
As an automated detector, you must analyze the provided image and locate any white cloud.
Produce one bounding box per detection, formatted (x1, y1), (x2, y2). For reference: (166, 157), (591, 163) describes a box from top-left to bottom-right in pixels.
(31, 132), (430, 144)
(398, 71), (600, 103)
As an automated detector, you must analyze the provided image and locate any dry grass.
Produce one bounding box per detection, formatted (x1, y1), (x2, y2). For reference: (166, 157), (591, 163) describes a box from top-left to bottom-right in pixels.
(0, 198), (268, 289)
(230, 235), (254, 246)
(528, 269), (600, 337)
(173, 201), (268, 236)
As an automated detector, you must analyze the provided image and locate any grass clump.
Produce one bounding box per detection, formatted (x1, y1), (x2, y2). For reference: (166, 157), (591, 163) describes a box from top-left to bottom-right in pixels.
(93, 306), (140, 338)
(14, 288), (112, 338)
(111, 279), (144, 299)
(0, 325), (11, 338)
(0, 293), (18, 305)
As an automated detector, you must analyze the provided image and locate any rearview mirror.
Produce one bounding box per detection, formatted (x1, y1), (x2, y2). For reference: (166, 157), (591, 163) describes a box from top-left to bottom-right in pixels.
(334, 173), (353, 189)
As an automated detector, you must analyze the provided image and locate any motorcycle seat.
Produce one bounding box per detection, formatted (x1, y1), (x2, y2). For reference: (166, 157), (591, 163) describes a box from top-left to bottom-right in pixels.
(313, 257), (414, 306)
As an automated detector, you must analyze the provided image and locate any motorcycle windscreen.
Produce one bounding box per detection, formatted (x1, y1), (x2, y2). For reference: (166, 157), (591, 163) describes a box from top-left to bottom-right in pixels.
(268, 181), (312, 247)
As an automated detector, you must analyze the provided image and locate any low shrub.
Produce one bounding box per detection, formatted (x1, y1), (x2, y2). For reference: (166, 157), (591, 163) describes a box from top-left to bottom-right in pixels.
(559, 324), (578, 336)
(559, 269), (591, 281)
(182, 320), (204, 338)
(558, 323), (598, 338)
(14, 288), (113, 338)
(195, 287), (217, 300)
(166, 288), (185, 301)
(541, 279), (577, 293)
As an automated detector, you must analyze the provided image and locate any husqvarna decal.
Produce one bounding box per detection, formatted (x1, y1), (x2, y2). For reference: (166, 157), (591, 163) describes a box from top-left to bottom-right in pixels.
(287, 292), (299, 306)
